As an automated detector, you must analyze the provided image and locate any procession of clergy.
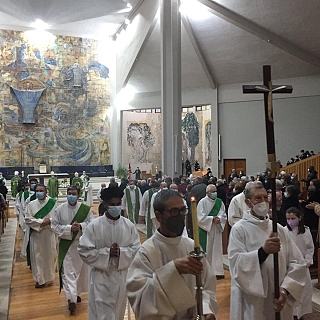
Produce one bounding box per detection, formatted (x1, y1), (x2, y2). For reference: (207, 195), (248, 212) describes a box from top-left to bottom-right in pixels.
(12, 169), (311, 320)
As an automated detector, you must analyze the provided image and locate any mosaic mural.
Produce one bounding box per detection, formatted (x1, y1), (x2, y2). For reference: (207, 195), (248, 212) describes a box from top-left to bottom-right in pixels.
(0, 29), (110, 168)
(122, 107), (212, 175)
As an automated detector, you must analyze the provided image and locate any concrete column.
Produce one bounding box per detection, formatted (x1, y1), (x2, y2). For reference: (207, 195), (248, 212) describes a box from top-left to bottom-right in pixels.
(161, 0), (182, 178)
(211, 88), (219, 177)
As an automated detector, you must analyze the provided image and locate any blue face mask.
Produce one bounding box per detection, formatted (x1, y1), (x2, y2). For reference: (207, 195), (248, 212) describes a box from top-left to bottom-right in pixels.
(284, 192), (289, 198)
(36, 191), (45, 199)
(108, 206), (122, 218)
(211, 192), (217, 199)
(67, 195), (77, 205)
(30, 184), (36, 190)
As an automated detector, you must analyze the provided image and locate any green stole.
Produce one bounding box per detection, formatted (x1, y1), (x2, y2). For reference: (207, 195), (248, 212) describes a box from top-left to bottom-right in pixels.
(27, 198), (57, 267)
(18, 191), (23, 201)
(199, 198), (222, 252)
(30, 193), (37, 201)
(58, 203), (90, 291)
(125, 187), (140, 223)
(146, 188), (154, 238)
(84, 182), (89, 201)
(24, 190), (29, 200)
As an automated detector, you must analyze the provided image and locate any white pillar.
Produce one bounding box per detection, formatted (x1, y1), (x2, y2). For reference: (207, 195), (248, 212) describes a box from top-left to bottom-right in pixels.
(211, 88), (219, 177)
(161, 0), (182, 178)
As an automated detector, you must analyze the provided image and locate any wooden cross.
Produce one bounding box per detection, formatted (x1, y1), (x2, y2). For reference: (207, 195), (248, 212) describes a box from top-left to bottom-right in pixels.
(243, 65), (293, 320)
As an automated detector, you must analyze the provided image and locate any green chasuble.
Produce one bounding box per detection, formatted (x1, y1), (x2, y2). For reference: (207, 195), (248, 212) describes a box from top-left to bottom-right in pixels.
(146, 188), (154, 238)
(72, 177), (83, 196)
(58, 203), (90, 291)
(27, 198), (57, 267)
(199, 198), (222, 252)
(47, 177), (59, 198)
(11, 176), (21, 198)
(125, 187), (140, 224)
(23, 190), (30, 200)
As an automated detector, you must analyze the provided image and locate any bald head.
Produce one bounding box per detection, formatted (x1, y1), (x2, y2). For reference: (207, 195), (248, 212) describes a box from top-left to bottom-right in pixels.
(160, 182), (168, 189)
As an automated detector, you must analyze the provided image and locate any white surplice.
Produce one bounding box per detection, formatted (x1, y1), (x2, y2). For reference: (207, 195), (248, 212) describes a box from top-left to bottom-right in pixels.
(284, 225), (314, 318)
(25, 198), (58, 285)
(228, 210), (307, 320)
(197, 196), (227, 276)
(78, 215), (140, 320)
(52, 202), (94, 303)
(126, 230), (218, 320)
(227, 192), (248, 226)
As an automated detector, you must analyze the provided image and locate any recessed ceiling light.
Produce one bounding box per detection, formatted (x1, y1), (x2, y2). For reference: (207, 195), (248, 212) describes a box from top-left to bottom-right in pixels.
(30, 19), (51, 30)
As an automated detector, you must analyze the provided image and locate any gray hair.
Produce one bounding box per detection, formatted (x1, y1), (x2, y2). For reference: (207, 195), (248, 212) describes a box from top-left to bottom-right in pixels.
(206, 184), (216, 192)
(141, 180), (146, 186)
(153, 189), (182, 213)
(245, 184), (265, 200)
(275, 179), (283, 190)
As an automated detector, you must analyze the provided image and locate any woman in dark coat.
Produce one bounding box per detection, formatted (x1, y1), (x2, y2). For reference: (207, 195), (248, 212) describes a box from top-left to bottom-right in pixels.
(302, 179), (320, 230)
(279, 185), (300, 226)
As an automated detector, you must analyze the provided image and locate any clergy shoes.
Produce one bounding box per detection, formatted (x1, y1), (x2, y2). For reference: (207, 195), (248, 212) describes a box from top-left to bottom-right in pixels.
(35, 282), (45, 288)
(77, 296), (81, 303)
(69, 302), (76, 315)
(216, 275), (225, 280)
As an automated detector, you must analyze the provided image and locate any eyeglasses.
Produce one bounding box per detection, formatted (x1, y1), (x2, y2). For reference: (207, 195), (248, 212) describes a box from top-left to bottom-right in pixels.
(162, 207), (187, 217)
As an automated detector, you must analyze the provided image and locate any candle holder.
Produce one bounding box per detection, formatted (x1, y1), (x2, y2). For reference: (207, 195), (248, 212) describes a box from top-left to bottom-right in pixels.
(190, 246), (206, 320)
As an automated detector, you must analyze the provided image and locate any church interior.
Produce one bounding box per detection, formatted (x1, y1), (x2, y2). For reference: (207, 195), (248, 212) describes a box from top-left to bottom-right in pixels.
(1, 0), (320, 319)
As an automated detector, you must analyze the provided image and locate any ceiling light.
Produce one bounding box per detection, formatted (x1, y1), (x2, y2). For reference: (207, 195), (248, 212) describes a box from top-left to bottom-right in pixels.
(30, 19), (51, 30)
(180, 0), (211, 20)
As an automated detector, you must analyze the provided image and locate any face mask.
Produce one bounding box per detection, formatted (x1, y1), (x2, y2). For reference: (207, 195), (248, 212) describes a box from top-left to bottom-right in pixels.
(172, 189), (178, 192)
(290, 176), (294, 180)
(251, 201), (269, 217)
(30, 184), (36, 190)
(280, 179), (284, 184)
(284, 192), (288, 198)
(108, 206), (122, 218)
(233, 189), (236, 193)
(129, 185), (135, 189)
(211, 192), (217, 199)
(287, 219), (299, 229)
(67, 195), (77, 205)
(164, 214), (185, 236)
(308, 186), (315, 195)
(36, 192), (45, 199)
(162, 187), (168, 190)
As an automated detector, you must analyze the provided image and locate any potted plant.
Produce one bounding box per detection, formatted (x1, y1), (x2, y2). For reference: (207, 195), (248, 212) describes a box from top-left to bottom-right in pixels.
(116, 164), (128, 179)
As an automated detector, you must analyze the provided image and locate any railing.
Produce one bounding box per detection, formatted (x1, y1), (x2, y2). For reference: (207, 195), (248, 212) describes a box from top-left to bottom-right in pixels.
(279, 153), (320, 196)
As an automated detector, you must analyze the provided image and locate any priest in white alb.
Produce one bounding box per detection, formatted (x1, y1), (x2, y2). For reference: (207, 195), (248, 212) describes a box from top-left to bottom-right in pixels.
(127, 189), (218, 320)
(52, 185), (94, 315)
(197, 184), (227, 279)
(228, 184), (306, 320)
(24, 184), (58, 288)
(78, 186), (140, 320)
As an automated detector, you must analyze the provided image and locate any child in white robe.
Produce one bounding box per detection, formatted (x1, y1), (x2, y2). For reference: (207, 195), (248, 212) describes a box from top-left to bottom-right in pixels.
(285, 206), (314, 320)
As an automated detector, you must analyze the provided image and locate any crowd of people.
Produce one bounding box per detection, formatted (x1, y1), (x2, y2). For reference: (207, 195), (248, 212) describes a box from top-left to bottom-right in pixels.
(286, 149), (317, 166)
(5, 163), (320, 319)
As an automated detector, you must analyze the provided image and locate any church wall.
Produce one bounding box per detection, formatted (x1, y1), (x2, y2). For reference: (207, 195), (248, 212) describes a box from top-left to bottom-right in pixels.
(218, 76), (320, 176)
(122, 107), (211, 176)
(0, 29), (110, 169)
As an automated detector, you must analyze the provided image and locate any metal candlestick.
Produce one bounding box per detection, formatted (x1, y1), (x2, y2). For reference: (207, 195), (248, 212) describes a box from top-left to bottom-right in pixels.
(190, 246), (206, 320)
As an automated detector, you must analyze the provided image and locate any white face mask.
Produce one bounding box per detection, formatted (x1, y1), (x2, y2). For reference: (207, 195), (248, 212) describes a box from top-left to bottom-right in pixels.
(251, 201), (269, 218)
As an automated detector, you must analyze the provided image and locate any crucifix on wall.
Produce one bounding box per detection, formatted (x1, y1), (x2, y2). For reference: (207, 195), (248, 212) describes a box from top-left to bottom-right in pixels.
(243, 65), (293, 320)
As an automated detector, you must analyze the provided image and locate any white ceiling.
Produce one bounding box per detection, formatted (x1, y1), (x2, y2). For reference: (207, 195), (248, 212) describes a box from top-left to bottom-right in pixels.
(0, 0), (319, 92)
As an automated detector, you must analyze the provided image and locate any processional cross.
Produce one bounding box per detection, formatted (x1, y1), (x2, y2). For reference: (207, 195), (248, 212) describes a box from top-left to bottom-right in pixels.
(243, 65), (293, 320)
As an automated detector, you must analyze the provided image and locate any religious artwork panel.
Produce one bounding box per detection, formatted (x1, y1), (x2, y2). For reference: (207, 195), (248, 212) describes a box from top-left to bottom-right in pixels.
(0, 29), (110, 168)
(122, 106), (211, 177)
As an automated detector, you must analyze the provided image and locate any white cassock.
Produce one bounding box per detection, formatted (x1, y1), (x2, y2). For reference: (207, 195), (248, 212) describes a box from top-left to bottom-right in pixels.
(122, 186), (142, 223)
(127, 230), (218, 320)
(227, 192), (248, 226)
(284, 225), (314, 318)
(82, 182), (93, 207)
(51, 202), (94, 303)
(139, 189), (155, 237)
(14, 193), (25, 240)
(228, 211), (306, 320)
(78, 215), (140, 320)
(25, 198), (58, 285)
(197, 196), (227, 276)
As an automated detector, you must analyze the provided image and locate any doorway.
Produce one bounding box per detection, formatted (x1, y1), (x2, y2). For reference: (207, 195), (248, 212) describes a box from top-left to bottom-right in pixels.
(223, 159), (246, 178)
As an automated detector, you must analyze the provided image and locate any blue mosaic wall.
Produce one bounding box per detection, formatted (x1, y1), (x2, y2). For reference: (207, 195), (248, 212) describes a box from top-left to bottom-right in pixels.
(0, 29), (110, 168)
